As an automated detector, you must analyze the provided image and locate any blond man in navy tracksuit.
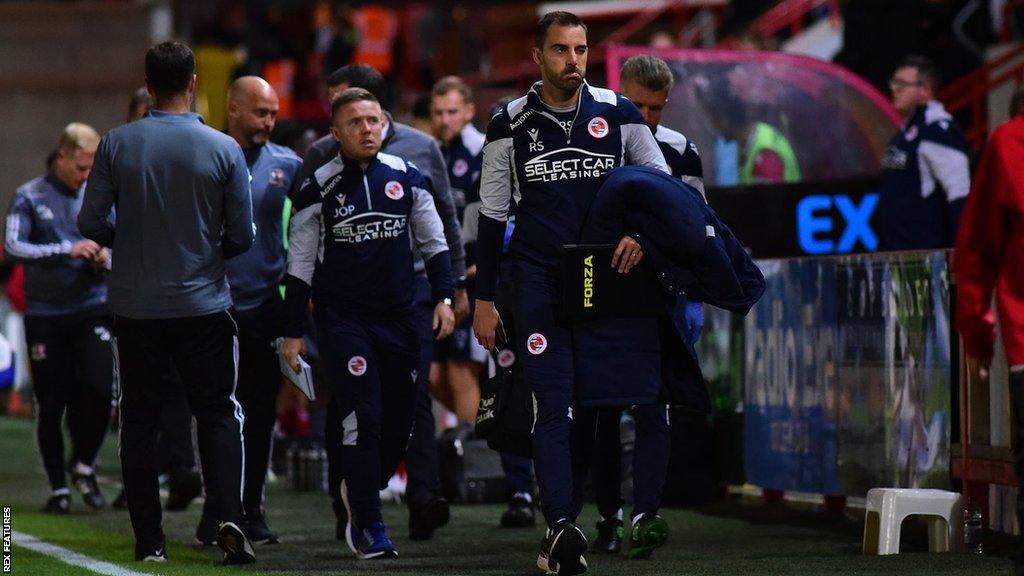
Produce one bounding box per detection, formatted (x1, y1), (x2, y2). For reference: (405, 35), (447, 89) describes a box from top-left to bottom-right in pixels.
(281, 87), (454, 559)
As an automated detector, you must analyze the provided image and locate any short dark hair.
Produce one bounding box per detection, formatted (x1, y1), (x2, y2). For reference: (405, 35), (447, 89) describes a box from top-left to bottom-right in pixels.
(326, 64), (387, 103)
(432, 75), (473, 103)
(330, 87), (379, 118)
(535, 11), (587, 48)
(895, 55), (939, 91)
(145, 42), (196, 98)
(411, 93), (432, 121)
(127, 87), (153, 121)
(620, 55), (674, 92)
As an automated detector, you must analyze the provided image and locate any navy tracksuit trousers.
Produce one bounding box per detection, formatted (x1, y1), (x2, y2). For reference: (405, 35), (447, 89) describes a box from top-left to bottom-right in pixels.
(512, 258), (671, 527)
(316, 305), (419, 527)
(510, 260), (576, 528)
(325, 279), (442, 516)
(583, 405), (671, 521)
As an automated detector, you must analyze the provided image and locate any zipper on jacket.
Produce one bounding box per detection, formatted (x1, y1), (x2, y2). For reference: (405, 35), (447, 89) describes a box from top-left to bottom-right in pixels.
(536, 108), (582, 144)
(565, 102), (583, 144)
(363, 175), (372, 210)
(532, 84), (585, 144)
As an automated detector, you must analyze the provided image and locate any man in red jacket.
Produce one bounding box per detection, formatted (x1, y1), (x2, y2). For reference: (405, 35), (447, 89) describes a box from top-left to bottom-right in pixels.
(953, 101), (1024, 575)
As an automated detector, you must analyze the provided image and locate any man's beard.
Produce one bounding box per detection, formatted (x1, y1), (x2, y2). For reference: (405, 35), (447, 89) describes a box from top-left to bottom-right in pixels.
(550, 67), (584, 92)
(249, 129), (270, 146)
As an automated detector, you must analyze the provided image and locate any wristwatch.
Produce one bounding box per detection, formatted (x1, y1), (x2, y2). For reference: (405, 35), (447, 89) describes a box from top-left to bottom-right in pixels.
(439, 297), (453, 307)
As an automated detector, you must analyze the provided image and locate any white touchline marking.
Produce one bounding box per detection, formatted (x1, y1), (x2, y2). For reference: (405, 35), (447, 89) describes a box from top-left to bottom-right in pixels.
(12, 531), (155, 576)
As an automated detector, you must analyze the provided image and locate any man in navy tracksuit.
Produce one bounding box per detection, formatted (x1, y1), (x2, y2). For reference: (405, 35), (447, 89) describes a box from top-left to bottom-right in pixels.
(202, 76), (301, 545)
(581, 54), (707, 557)
(5, 123), (113, 516)
(281, 88), (454, 560)
(296, 65), (464, 541)
(472, 12), (668, 575)
(878, 56), (971, 250)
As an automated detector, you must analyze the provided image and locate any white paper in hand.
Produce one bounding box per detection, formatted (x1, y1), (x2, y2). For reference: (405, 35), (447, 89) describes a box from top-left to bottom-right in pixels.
(276, 338), (316, 401)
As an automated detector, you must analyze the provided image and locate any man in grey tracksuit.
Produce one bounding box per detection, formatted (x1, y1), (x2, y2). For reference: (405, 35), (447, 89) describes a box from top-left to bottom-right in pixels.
(78, 41), (256, 565)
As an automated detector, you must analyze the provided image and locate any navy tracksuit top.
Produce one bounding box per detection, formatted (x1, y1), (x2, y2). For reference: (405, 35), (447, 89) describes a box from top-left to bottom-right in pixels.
(877, 100), (971, 250)
(475, 81), (669, 300)
(283, 152), (453, 337)
(655, 124), (705, 197)
(442, 123), (485, 224)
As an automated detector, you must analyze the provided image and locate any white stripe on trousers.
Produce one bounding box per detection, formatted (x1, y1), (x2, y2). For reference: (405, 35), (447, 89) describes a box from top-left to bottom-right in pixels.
(227, 310), (246, 505)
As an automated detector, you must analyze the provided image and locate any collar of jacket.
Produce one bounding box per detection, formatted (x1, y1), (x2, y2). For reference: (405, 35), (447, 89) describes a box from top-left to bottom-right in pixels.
(145, 109), (205, 124)
(336, 153), (381, 176)
(524, 80), (593, 115)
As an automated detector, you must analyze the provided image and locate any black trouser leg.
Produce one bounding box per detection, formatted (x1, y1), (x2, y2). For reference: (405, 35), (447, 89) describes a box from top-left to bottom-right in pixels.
(26, 315), (73, 492)
(235, 300), (284, 513)
(631, 404), (671, 520)
(501, 452), (535, 496)
(157, 379), (196, 475)
(117, 310), (246, 550)
(67, 314), (114, 469)
(172, 311), (246, 527)
(593, 407), (625, 521)
(404, 293), (441, 509)
(113, 317), (172, 548)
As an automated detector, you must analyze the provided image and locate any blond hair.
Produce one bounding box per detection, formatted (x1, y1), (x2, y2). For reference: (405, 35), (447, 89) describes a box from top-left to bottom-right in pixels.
(58, 123), (100, 154)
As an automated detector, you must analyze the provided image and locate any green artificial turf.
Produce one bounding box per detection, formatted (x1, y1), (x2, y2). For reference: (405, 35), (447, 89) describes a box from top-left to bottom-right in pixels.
(0, 415), (1013, 575)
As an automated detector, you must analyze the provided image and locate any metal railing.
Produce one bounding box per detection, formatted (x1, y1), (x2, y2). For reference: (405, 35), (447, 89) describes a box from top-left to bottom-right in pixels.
(938, 43), (1024, 150)
(719, 0), (841, 48)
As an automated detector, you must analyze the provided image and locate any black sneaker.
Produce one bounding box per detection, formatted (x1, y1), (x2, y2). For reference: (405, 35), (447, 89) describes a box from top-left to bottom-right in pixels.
(408, 496), (450, 541)
(217, 521), (256, 565)
(41, 494), (70, 514)
(332, 498), (348, 541)
(538, 521), (588, 575)
(112, 488), (128, 510)
(71, 472), (106, 509)
(592, 518), (623, 553)
(195, 511), (219, 546)
(242, 509), (280, 544)
(134, 540), (167, 562)
(500, 495), (536, 528)
(165, 469), (203, 512)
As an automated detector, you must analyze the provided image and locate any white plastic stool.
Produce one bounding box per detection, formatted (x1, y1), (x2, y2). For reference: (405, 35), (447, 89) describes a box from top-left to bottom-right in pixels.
(862, 488), (963, 555)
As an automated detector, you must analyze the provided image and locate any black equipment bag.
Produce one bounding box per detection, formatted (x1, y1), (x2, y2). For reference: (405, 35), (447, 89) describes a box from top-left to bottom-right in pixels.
(437, 424), (507, 503)
(475, 338), (534, 458)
